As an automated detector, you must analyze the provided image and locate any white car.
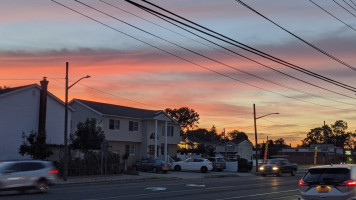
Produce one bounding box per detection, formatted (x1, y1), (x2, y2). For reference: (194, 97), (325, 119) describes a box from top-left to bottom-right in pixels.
(172, 158), (213, 173)
(0, 160), (58, 193)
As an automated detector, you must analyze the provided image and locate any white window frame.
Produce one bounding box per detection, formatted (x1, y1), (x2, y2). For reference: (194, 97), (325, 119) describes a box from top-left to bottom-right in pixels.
(161, 125), (174, 137)
(109, 119), (120, 130)
(129, 121), (138, 131)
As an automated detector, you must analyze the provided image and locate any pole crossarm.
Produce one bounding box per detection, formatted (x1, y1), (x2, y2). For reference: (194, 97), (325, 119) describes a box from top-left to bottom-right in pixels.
(256, 112), (279, 120)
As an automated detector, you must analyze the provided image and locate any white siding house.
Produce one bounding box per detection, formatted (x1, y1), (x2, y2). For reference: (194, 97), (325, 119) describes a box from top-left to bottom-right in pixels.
(215, 140), (253, 160)
(0, 79), (68, 161)
(70, 99), (181, 166)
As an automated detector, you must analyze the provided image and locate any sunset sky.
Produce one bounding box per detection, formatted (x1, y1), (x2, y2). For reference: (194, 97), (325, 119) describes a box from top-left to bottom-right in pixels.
(1, 0), (356, 147)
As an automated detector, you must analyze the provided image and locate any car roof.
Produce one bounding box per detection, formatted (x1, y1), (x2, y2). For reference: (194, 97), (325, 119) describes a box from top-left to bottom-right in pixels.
(308, 164), (356, 170)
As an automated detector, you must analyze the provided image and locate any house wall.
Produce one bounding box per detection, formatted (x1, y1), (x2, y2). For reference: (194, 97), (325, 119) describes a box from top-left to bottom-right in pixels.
(108, 141), (141, 167)
(237, 140), (253, 160)
(70, 101), (180, 162)
(0, 86), (66, 161)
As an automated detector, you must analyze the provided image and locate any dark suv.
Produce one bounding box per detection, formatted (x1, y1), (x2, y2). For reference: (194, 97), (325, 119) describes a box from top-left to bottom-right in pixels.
(0, 160), (58, 193)
(207, 157), (226, 171)
(299, 164), (356, 200)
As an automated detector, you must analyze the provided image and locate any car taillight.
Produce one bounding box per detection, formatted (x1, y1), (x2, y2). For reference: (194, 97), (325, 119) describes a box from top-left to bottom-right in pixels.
(48, 169), (59, 173)
(298, 180), (309, 186)
(340, 180), (356, 186)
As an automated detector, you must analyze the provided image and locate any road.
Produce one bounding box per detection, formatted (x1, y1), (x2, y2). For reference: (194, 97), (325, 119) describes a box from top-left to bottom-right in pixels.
(1, 174), (303, 200)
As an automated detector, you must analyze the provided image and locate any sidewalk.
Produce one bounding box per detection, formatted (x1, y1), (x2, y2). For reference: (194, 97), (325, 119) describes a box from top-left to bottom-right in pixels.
(56, 171), (255, 186)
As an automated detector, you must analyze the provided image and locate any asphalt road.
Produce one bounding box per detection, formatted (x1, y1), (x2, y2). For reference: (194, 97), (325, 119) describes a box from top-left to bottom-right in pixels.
(0, 174), (303, 200)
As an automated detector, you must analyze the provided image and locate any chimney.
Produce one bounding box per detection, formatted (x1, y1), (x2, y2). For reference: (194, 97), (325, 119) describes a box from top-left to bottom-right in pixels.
(38, 77), (48, 139)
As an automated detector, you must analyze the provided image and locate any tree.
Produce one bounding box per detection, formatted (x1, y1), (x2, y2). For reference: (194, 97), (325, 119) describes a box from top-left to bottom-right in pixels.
(301, 120), (355, 148)
(19, 131), (53, 160)
(70, 118), (105, 152)
(164, 107), (200, 133)
(228, 130), (249, 141)
(0, 85), (10, 94)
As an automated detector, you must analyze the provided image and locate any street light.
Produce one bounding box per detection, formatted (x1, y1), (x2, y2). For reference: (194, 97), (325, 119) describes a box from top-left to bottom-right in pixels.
(253, 103), (279, 172)
(63, 62), (90, 181)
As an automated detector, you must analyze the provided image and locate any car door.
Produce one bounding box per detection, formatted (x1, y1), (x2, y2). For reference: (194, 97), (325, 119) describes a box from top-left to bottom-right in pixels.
(1, 162), (29, 188)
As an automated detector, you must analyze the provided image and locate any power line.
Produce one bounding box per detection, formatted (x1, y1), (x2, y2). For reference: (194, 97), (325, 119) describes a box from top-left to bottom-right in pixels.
(236, 0), (356, 72)
(132, 2), (356, 104)
(333, 0), (356, 18)
(130, 0), (356, 93)
(80, 1), (356, 106)
(309, 0), (356, 32)
(75, 0), (356, 109)
(343, 0), (356, 12)
(52, 0), (353, 111)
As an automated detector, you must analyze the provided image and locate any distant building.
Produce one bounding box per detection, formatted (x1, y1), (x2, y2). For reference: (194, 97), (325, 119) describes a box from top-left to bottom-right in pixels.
(278, 144), (355, 165)
(0, 78), (68, 161)
(214, 140), (253, 160)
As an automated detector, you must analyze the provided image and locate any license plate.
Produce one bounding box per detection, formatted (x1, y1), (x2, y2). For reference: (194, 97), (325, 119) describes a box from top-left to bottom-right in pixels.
(316, 186), (331, 193)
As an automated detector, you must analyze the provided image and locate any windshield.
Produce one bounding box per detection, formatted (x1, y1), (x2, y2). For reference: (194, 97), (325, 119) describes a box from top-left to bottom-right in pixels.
(303, 168), (350, 185)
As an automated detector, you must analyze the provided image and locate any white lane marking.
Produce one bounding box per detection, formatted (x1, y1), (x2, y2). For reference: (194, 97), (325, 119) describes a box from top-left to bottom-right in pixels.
(186, 184), (206, 187)
(145, 187), (167, 191)
(215, 189), (299, 200)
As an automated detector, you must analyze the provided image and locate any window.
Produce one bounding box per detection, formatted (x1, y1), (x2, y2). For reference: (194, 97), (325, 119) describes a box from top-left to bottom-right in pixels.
(109, 119), (120, 130)
(129, 121), (138, 131)
(161, 125), (174, 137)
(125, 144), (135, 156)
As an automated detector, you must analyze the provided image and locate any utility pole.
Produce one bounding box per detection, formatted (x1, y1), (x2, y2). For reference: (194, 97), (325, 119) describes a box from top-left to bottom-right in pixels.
(253, 104), (258, 172)
(224, 128), (227, 160)
(63, 62), (69, 181)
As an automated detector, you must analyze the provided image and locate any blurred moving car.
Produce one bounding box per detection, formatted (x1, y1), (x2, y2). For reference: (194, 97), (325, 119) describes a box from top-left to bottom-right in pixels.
(298, 164), (356, 200)
(207, 157), (226, 171)
(172, 158), (213, 173)
(0, 160), (58, 193)
(259, 158), (298, 176)
(132, 159), (170, 173)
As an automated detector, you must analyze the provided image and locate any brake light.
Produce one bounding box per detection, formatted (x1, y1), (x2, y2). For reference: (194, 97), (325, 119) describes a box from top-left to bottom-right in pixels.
(343, 180), (356, 186)
(298, 180), (309, 186)
(48, 169), (59, 173)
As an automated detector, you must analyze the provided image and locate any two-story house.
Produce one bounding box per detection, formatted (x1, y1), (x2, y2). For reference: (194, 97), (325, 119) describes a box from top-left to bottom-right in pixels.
(0, 78), (68, 161)
(70, 99), (181, 166)
(215, 140), (253, 160)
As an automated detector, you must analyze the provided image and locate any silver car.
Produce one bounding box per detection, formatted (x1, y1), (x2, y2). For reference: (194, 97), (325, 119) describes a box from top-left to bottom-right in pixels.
(298, 164), (356, 200)
(0, 160), (58, 193)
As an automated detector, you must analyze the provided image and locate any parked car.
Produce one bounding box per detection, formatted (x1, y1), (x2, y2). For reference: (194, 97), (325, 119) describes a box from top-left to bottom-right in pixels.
(0, 160), (58, 193)
(132, 159), (170, 173)
(172, 158), (213, 173)
(259, 158), (298, 176)
(298, 164), (356, 200)
(207, 157), (226, 171)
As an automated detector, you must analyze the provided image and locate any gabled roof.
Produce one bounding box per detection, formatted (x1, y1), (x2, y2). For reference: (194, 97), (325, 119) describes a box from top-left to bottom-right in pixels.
(72, 99), (179, 123)
(0, 84), (34, 95)
(0, 83), (73, 111)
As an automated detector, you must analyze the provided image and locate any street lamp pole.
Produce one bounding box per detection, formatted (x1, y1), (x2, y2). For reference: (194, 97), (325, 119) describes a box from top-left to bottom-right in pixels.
(253, 103), (279, 172)
(63, 62), (90, 181)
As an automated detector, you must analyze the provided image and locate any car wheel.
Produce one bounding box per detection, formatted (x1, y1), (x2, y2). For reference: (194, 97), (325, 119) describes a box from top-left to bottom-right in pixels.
(152, 167), (158, 173)
(174, 165), (181, 172)
(201, 166), (208, 173)
(36, 179), (49, 193)
(291, 169), (296, 176)
(277, 170), (282, 177)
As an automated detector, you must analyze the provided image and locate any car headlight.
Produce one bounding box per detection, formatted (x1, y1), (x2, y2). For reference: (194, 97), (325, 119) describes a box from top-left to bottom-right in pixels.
(272, 166), (279, 171)
(259, 166), (264, 171)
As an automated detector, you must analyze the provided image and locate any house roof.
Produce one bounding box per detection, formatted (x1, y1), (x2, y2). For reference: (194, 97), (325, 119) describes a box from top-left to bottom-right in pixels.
(0, 83), (74, 111)
(72, 99), (178, 123)
(0, 84), (34, 95)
